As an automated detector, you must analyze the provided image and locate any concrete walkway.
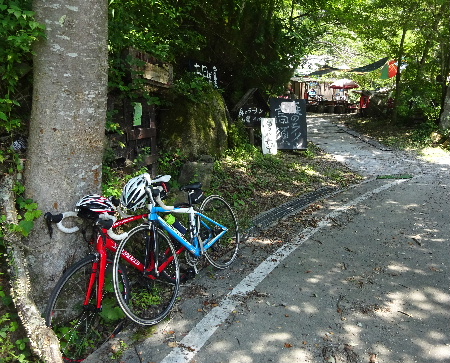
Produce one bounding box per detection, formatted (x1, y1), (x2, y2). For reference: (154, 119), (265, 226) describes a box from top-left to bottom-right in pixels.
(86, 115), (450, 363)
(307, 115), (450, 177)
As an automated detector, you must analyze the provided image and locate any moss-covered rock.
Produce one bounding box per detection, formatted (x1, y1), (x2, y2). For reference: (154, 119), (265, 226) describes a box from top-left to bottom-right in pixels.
(159, 89), (228, 159)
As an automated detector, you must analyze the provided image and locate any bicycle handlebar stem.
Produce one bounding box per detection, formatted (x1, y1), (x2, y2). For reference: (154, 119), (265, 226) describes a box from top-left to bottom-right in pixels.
(45, 211), (129, 241)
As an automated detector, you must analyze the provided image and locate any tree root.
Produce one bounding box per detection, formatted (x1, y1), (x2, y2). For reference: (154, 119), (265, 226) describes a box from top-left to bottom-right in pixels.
(0, 174), (63, 363)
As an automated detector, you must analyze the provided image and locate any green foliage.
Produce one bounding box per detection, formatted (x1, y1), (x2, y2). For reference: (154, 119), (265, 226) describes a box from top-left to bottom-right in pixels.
(0, 179), (41, 245)
(157, 149), (189, 190)
(107, 0), (328, 105)
(0, 0), (45, 133)
(105, 109), (124, 134)
(6, 185), (42, 238)
(227, 120), (250, 150)
(395, 67), (442, 123)
(408, 120), (441, 147)
(173, 74), (215, 103)
(306, 0), (449, 124)
(99, 297), (126, 323)
(102, 165), (123, 198)
(0, 0), (45, 192)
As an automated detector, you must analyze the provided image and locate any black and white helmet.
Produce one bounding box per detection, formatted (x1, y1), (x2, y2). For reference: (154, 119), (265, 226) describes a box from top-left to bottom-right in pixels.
(120, 174), (148, 211)
(75, 194), (116, 219)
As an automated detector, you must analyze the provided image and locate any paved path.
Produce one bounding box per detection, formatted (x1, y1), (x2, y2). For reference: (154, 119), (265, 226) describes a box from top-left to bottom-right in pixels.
(307, 115), (450, 177)
(86, 115), (450, 363)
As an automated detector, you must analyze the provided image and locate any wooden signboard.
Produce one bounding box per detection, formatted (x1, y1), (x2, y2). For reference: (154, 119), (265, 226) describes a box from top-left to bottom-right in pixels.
(128, 48), (173, 88)
(269, 98), (307, 150)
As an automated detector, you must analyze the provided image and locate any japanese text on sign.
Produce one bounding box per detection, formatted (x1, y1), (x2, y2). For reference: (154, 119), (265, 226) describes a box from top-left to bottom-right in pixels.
(270, 98), (307, 150)
(238, 106), (267, 124)
(189, 60), (218, 88)
(261, 118), (277, 155)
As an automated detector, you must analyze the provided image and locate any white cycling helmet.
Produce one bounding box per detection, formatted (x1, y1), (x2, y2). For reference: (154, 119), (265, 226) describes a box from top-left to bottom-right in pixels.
(120, 174), (148, 211)
(75, 194), (116, 219)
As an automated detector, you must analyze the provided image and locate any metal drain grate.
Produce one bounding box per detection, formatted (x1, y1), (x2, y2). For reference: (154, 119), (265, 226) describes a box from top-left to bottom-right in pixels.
(245, 186), (337, 237)
(376, 174), (413, 179)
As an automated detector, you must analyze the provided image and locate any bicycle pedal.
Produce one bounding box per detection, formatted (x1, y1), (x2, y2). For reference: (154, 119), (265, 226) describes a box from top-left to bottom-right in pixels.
(180, 267), (197, 283)
(186, 267), (197, 279)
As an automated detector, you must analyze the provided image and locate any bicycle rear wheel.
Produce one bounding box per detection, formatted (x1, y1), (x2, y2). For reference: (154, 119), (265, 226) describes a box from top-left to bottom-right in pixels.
(44, 254), (129, 362)
(199, 195), (239, 269)
(113, 225), (180, 325)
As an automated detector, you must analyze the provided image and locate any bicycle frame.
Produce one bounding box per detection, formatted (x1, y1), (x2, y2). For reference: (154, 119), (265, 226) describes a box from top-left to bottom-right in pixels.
(149, 205), (229, 258)
(86, 213), (176, 310)
(82, 201), (228, 311)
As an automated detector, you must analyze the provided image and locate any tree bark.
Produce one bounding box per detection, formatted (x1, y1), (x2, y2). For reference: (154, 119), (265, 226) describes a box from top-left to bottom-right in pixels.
(1, 175), (63, 363)
(25, 0), (108, 309)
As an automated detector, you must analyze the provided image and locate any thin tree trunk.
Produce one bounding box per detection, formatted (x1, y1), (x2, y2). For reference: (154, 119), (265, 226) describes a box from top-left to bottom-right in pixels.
(440, 88), (450, 129)
(1, 175), (63, 363)
(392, 26), (407, 124)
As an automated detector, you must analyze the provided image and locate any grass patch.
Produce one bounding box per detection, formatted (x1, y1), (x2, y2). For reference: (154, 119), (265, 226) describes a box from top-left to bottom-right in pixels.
(208, 143), (363, 229)
(340, 116), (450, 151)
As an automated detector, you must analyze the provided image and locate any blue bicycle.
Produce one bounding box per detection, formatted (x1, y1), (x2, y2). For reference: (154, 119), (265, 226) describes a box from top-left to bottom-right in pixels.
(112, 173), (239, 325)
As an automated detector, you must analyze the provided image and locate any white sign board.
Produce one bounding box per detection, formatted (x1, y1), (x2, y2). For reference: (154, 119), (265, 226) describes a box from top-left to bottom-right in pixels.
(280, 101), (297, 114)
(261, 118), (277, 155)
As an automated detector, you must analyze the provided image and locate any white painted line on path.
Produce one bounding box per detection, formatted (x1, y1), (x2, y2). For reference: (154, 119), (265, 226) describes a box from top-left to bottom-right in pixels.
(160, 179), (407, 363)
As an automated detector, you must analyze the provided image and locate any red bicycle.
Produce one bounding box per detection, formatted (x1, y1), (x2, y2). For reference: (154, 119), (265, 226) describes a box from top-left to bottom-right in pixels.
(44, 176), (180, 362)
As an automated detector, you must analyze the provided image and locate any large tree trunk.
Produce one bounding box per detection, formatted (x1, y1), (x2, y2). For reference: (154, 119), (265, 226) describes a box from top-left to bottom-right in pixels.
(25, 0), (108, 309)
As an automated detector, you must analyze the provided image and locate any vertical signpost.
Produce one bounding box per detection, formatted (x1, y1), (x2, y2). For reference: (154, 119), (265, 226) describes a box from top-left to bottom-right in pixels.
(260, 118), (277, 155)
(270, 98), (307, 150)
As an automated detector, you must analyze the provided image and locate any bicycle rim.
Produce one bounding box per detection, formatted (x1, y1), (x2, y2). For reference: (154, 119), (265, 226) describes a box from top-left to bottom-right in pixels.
(200, 195), (239, 269)
(113, 225), (180, 325)
(45, 254), (129, 362)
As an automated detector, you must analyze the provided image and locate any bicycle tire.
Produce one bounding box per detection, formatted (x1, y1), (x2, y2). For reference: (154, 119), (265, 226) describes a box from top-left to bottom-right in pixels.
(44, 254), (129, 362)
(112, 225), (180, 325)
(199, 195), (239, 269)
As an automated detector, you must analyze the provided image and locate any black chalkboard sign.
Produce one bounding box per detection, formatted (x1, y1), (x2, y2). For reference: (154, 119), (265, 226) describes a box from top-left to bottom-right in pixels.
(232, 88), (270, 126)
(270, 98), (307, 150)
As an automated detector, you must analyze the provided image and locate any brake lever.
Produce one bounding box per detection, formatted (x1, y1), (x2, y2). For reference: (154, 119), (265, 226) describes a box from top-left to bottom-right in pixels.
(44, 212), (63, 238)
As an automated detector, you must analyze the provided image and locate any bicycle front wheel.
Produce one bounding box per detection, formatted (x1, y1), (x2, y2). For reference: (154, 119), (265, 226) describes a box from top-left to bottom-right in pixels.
(113, 225), (180, 325)
(199, 195), (239, 269)
(44, 254), (129, 362)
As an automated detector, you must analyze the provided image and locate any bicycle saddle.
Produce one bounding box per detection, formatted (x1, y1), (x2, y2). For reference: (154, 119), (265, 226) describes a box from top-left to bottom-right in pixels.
(180, 182), (202, 191)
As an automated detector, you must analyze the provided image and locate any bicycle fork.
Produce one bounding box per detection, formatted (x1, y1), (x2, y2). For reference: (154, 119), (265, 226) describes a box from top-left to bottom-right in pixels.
(144, 224), (158, 278)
